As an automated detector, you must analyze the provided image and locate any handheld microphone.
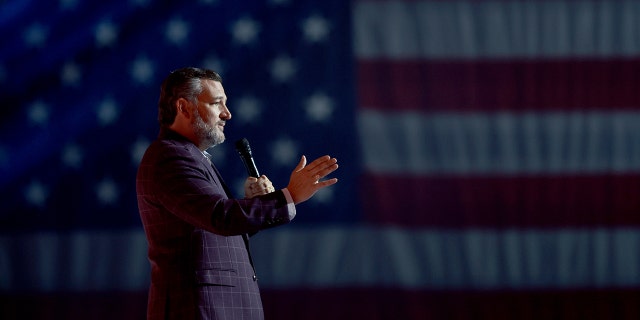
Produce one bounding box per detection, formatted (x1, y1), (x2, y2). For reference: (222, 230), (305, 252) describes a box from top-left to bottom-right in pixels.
(235, 138), (260, 178)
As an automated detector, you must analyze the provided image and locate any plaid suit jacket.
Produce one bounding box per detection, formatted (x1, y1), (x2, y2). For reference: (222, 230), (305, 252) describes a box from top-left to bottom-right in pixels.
(136, 129), (293, 320)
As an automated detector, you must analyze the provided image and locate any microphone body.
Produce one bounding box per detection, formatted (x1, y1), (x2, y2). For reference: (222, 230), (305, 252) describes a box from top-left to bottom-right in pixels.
(235, 138), (260, 178)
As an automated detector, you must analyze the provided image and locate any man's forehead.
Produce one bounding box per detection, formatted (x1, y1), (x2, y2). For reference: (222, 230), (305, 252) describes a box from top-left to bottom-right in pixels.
(200, 79), (226, 98)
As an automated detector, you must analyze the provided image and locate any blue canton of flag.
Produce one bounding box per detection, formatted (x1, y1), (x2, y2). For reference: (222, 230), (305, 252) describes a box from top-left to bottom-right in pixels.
(0, 0), (359, 232)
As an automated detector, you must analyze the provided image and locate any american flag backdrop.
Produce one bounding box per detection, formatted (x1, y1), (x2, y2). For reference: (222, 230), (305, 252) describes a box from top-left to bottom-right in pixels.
(2, 0), (640, 319)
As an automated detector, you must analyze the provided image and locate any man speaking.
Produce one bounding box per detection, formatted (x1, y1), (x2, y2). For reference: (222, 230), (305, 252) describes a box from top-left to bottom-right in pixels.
(136, 67), (339, 320)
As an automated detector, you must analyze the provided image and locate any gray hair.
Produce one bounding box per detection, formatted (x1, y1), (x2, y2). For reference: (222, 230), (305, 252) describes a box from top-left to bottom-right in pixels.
(157, 67), (222, 127)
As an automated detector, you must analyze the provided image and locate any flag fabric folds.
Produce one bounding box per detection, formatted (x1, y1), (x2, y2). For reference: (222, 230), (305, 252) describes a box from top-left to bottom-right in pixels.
(2, 1), (640, 319)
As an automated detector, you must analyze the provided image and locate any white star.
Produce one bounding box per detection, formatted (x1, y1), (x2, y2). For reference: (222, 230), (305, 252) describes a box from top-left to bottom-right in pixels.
(306, 92), (334, 122)
(269, 0), (291, 5)
(95, 21), (118, 47)
(61, 61), (82, 87)
(27, 100), (49, 126)
(202, 55), (225, 75)
(208, 144), (227, 165)
(96, 178), (119, 205)
(61, 143), (84, 169)
(59, 0), (78, 10)
(131, 137), (150, 166)
(311, 187), (334, 204)
(25, 180), (49, 207)
(24, 23), (48, 48)
(131, 56), (154, 85)
(131, 0), (151, 7)
(271, 137), (298, 166)
(166, 18), (189, 45)
(231, 17), (260, 44)
(270, 55), (296, 83)
(302, 15), (330, 43)
(235, 95), (262, 124)
(233, 178), (245, 199)
(96, 97), (119, 126)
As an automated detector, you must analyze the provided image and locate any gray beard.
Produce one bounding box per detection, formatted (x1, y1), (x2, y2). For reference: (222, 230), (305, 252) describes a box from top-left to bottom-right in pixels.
(192, 110), (225, 149)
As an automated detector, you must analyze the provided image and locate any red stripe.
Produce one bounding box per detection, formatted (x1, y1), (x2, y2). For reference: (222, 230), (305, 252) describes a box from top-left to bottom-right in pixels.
(357, 59), (640, 112)
(360, 172), (640, 227)
(0, 291), (147, 320)
(263, 288), (640, 320)
(4, 289), (639, 320)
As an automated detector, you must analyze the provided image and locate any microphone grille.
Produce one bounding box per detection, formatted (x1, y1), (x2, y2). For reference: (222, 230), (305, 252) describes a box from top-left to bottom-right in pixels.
(235, 138), (251, 153)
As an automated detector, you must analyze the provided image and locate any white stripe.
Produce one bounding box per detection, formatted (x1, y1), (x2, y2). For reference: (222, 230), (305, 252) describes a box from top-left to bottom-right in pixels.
(358, 110), (640, 175)
(0, 230), (149, 292)
(254, 227), (640, 289)
(3, 228), (639, 291)
(354, 1), (640, 59)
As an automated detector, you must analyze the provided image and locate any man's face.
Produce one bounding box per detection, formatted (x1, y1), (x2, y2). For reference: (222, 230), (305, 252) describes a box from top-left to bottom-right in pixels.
(191, 79), (231, 149)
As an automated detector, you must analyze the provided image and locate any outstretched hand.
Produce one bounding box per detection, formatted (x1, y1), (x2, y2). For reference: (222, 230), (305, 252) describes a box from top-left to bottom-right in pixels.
(286, 155), (338, 204)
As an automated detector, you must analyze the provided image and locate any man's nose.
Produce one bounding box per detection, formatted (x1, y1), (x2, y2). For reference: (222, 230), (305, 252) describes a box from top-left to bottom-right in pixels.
(221, 106), (232, 120)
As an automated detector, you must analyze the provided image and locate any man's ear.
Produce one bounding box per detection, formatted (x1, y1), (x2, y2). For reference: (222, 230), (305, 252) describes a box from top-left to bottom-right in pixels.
(176, 98), (191, 118)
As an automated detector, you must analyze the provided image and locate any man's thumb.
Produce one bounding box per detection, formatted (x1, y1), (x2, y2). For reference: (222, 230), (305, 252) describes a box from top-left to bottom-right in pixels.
(295, 155), (306, 172)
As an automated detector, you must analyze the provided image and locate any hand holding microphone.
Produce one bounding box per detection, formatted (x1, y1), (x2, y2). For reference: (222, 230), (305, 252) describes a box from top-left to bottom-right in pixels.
(236, 138), (274, 198)
(236, 137), (339, 203)
(243, 175), (275, 198)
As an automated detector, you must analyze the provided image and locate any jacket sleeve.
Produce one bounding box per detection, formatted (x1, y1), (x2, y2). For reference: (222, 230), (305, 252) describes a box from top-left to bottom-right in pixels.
(142, 142), (294, 236)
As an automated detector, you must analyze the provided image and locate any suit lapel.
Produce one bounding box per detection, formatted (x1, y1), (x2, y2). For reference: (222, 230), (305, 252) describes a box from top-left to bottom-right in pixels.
(203, 149), (257, 273)
(200, 150), (233, 198)
(210, 162), (234, 198)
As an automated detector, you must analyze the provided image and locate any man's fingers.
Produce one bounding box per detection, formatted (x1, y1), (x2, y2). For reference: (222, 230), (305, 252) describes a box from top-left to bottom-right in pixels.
(293, 156), (337, 181)
(316, 178), (338, 188)
(303, 156), (336, 171)
(308, 159), (338, 179)
(317, 163), (338, 179)
(304, 155), (333, 172)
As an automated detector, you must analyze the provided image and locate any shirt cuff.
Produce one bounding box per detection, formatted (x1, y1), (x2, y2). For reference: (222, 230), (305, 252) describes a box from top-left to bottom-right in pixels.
(282, 188), (294, 204)
(281, 188), (296, 220)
